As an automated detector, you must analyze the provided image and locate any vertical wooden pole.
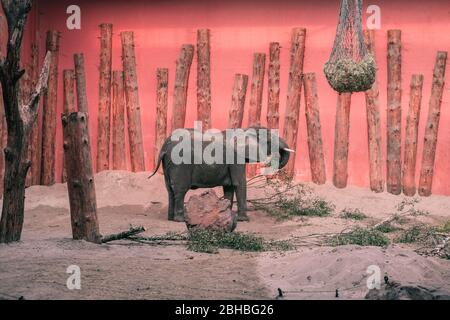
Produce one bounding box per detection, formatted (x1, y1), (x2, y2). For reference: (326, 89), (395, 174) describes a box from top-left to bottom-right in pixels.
(386, 30), (402, 195)
(0, 91), (5, 193)
(247, 53), (266, 177)
(74, 53), (89, 113)
(96, 23), (113, 172)
(248, 53), (266, 127)
(155, 68), (169, 170)
(283, 28), (306, 177)
(41, 30), (60, 186)
(197, 29), (212, 130)
(62, 112), (100, 243)
(121, 31), (145, 172)
(112, 71), (127, 171)
(303, 73), (326, 185)
(364, 30), (384, 193)
(228, 74), (248, 129)
(333, 93), (351, 189)
(418, 51), (448, 197)
(62, 70), (76, 183)
(172, 44), (195, 131)
(29, 43), (42, 186)
(267, 42), (280, 130)
(402, 74), (424, 196)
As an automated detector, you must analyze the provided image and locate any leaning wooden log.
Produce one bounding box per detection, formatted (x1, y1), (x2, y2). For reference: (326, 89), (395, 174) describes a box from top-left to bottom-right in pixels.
(155, 68), (168, 171)
(267, 42), (280, 130)
(247, 53), (266, 177)
(228, 74), (248, 129)
(62, 112), (101, 243)
(363, 29), (384, 193)
(121, 31), (145, 172)
(333, 93), (351, 189)
(41, 30), (60, 186)
(283, 28), (306, 177)
(303, 73), (326, 185)
(101, 226), (146, 243)
(62, 70), (76, 183)
(96, 23), (113, 172)
(111, 70), (127, 171)
(386, 30), (402, 195)
(172, 44), (195, 131)
(402, 74), (424, 196)
(197, 29), (212, 130)
(418, 51), (448, 197)
(0, 0), (52, 243)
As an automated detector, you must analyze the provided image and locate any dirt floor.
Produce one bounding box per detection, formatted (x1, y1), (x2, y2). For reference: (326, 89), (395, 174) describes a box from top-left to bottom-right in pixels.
(1, 171), (450, 300)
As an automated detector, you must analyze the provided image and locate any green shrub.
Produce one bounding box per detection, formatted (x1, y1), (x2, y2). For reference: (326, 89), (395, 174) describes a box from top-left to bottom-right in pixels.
(340, 208), (367, 221)
(328, 228), (390, 247)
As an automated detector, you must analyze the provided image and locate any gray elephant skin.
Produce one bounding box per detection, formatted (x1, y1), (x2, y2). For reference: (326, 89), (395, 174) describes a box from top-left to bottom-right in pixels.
(148, 127), (292, 222)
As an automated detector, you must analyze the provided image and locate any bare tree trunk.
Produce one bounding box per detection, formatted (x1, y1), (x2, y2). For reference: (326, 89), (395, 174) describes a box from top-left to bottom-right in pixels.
(333, 93), (351, 189)
(96, 23), (112, 172)
(402, 74), (424, 196)
(267, 42), (280, 130)
(228, 74), (248, 129)
(303, 73), (326, 185)
(363, 29), (384, 193)
(41, 30), (60, 186)
(62, 112), (100, 243)
(112, 70), (127, 171)
(283, 28), (306, 178)
(172, 44), (194, 131)
(0, 0), (52, 243)
(121, 31), (145, 172)
(74, 53), (89, 113)
(386, 30), (402, 195)
(418, 51), (448, 197)
(247, 53), (266, 177)
(155, 68), (168, 171)
(196, 29), (211, 130)
(61, 70), (76, 183)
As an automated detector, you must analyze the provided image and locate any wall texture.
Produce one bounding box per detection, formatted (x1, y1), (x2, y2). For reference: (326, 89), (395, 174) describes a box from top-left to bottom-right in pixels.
(27, 0), (449, 194)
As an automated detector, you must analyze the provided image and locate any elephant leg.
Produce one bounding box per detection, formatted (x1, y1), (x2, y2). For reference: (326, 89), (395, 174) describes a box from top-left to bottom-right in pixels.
(235, 181), (249, 222)
(173, 189), (188, 222)
(167, 188), (175, 221)
(223, 186), (234, 209)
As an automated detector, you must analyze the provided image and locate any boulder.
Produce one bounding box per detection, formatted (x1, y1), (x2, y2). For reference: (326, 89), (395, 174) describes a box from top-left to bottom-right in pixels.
(365, 282), (450, 300)
(185, 190), (237, 232)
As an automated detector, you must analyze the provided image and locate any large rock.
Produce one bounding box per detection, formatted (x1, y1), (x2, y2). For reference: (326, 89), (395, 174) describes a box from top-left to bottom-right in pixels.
(365, 282), (450, 300)
(185, 190), (237, 232)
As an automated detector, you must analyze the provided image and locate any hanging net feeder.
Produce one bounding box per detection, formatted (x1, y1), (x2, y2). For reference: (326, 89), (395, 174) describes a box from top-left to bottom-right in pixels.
(324, 0), (376, 93)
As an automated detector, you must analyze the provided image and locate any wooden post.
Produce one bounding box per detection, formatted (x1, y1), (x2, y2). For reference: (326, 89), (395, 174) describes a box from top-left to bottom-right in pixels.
(283, 28), (306, 177)
(363, 30), (384, 193)
(74, 53), (89, 113)
(386, 30), (402, 195)
(418, 51), (448, 197)
(62, 70), (76, 183)
(112, 71), (127, 171)
(303, 73), (326, 185)
(172, 44), (195, 131)
(247, 53), (266, 177)
(267, 42), (280, 130)
(228, 74), (248, 129)
(402, 74), (424, 196)
(121, 31), (145, 172)
(96, 23), (113, 172)
(62, 112), (101, 243)
(155, 68), (168, 170)
(41, 30), (60, 186)
(248, 53), (266, 127)
(333, 93), (351, 189)
(197, 29), (212, 130)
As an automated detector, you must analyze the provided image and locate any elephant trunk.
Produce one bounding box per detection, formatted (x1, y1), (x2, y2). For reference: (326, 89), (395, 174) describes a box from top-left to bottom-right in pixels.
(278, 140), (292, 169)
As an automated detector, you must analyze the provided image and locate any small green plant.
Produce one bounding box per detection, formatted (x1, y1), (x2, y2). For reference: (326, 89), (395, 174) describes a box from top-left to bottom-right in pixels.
(436, 221), (450, 233)
(374, 222), (400, 233)
(396, 198), (429, 216)
(394, 225), (439, 244)
(328, 228), (390, 247)
(339, 208), (367, 221)
(186, 229), (294, 254)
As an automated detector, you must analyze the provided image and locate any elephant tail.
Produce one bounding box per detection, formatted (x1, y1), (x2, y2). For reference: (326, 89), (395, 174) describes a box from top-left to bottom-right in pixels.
(148, 152), (164, 179)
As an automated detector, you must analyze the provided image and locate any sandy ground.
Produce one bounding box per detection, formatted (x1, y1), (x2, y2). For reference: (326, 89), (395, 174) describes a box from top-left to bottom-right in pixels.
(0, 170), (450, 300)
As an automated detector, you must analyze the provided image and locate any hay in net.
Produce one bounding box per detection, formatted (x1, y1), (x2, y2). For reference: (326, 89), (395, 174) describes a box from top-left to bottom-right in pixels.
(324, 0), (376, 93)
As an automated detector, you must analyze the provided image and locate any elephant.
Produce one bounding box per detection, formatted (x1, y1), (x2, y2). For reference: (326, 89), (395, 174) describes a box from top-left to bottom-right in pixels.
(148, 127), (293, 222)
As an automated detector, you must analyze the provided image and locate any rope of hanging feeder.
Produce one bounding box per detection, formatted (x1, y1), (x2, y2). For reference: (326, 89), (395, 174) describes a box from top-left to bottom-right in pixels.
(324, 0), (376, 93)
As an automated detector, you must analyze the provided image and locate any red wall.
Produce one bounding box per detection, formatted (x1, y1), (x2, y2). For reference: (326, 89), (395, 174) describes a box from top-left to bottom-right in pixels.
(33, 0), (449, 194)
